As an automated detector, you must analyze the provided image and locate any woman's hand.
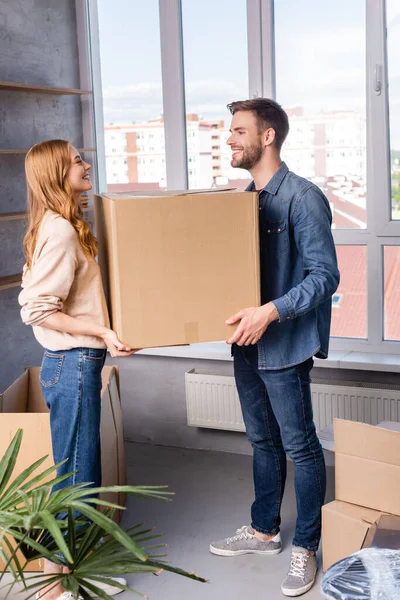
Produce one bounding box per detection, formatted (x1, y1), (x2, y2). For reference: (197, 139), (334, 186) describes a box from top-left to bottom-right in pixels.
(100, 328), (141, 357)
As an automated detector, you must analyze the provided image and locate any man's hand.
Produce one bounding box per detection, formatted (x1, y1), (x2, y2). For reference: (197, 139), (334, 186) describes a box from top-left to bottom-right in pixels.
(226, 303), (279, 346)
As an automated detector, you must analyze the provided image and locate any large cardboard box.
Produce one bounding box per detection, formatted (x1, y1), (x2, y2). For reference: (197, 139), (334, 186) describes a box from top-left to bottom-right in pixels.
(322, 500), (385, 572)
(0, 366), (126, 571)
(94, 190), (260, 349)
(334, 419), (400, 515)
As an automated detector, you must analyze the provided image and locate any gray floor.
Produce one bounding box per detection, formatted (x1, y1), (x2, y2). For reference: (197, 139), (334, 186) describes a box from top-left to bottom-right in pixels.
(0, 443), (334, 600)
(119, 442), (335, 600)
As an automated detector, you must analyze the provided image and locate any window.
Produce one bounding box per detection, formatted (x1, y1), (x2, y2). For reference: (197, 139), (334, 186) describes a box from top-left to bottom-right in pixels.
(275, 0), (367, 231)
(387, 0), (400, 221)
(182, 0), (251, 190)
(89, 0), (400, 354)
(384, 246), (400, 341)
(332, 293), (343, 308)
(97, 0), (166, 191)
(331, 247), (367, 339)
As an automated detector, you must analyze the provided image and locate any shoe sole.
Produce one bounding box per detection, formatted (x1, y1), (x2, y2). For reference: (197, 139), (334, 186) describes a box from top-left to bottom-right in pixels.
(209, 545), (282, 557)
(281, 579), (315, 597)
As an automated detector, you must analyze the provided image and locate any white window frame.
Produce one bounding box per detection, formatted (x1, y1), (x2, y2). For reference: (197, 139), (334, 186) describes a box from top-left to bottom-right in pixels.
(87, 0), (400, 354)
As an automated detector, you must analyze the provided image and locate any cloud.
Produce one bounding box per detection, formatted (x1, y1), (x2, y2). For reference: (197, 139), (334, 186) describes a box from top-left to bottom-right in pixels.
(102, 79), (248, 125)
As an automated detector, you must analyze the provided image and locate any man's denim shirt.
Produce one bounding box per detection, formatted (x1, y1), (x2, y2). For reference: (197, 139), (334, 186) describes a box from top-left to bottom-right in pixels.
(246, 162), (340, 370)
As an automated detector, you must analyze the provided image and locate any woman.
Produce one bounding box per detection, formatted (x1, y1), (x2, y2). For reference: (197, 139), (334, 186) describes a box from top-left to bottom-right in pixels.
(19, 139), (135, 600)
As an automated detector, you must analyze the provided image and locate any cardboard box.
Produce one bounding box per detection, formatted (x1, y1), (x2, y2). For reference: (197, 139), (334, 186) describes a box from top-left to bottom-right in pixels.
(0, 366), (126, 571)
(362, 514), (400, 550)
(322, 500), (386, 572)
(334, 419), (400, 515)
(94, 190), (260, 349)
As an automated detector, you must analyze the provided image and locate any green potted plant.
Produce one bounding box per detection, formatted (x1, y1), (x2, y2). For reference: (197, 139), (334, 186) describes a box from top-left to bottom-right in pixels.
(0, 430), (207, 599)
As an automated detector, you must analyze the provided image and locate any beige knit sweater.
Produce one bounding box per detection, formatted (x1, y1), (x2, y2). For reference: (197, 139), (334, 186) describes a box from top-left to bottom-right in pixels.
(19, 211), (109, 351)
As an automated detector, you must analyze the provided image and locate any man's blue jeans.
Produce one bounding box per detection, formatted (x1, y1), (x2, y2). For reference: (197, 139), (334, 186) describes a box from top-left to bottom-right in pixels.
(40, 347), (106, 494)
(233, 343), (326, 552)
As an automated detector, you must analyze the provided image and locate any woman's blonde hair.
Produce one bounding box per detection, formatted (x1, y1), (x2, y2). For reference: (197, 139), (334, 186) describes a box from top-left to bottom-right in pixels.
(23, 139), (98, 269)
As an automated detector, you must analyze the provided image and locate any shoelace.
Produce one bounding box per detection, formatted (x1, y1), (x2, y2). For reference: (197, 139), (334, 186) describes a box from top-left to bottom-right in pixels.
(287, 551), (308, 580)
(227, 525), (253, 545)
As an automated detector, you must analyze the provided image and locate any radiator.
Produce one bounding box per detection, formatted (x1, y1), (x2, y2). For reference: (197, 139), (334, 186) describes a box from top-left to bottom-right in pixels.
(185, 369), (400, 433)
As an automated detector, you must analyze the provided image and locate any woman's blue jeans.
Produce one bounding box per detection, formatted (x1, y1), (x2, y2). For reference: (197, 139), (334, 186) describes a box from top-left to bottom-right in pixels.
(40, 347), (106, 495)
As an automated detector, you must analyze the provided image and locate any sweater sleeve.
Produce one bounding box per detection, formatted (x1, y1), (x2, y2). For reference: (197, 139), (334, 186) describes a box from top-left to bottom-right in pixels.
(19, 220), (79, 326)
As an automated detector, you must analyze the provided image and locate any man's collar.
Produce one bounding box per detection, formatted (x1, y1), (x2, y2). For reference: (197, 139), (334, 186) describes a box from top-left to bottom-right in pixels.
(245, 162), (289, 195)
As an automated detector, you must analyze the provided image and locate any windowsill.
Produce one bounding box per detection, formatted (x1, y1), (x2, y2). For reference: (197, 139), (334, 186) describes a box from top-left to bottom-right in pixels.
(136, 343), (400, 373)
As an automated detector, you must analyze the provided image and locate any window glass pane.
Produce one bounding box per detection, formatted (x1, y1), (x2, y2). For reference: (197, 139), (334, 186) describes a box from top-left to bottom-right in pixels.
(182, 0), (250, 190)
(387, 1), (400, 221)
(331, 246), (367, 339)
(384, 246), (400, 340)
(97, 0), (166, 192)
(275, 0), (366, 229)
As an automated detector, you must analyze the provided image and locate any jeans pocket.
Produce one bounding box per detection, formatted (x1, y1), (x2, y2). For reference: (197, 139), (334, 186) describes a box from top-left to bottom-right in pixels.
(40, 351), (64, 388)
(83, 349), (106, 363)
(296, 357), (314, 384)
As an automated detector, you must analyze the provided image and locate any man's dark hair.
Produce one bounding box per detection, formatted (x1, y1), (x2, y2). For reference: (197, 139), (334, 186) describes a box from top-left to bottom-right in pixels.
(227, 98), (289, 151)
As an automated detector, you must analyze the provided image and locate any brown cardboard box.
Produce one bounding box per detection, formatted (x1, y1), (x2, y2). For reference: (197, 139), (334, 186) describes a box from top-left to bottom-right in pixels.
(0, 365), (126, 571)
(334, 419), (400, 515)
(322, 500), (385, 572)
(94, 190), (260, 349)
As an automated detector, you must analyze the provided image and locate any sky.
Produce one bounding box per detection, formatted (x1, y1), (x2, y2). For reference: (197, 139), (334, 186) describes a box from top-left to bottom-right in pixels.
(97, 0), (400, 146)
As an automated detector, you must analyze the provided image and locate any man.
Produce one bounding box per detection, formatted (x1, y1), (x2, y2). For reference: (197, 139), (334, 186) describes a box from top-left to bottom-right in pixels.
(209, 99), (340, 597)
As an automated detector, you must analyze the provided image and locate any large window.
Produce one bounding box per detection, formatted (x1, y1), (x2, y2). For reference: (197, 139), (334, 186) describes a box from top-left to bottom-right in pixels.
(331, 247), (367, 339)
(181, 0), (250, 190)
(387, 0), (400, 221)
(275, 0), (367, 230)
(97, 0), (166, 192)
(384, 246), (400, 340)
(91, 0), (400, 353)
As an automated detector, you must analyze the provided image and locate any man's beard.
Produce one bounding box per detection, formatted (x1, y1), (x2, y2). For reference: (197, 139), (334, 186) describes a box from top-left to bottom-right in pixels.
(231, 140), (263, 170)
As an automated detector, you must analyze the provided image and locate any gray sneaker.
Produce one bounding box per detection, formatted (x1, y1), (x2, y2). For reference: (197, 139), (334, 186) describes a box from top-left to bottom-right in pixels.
(209, 525), (282, 557)
(281, 546), (318, 597)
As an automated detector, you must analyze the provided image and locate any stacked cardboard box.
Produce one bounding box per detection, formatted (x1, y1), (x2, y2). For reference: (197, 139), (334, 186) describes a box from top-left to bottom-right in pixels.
(94, 189), (260, 349)
(0, 365), (126, 572)
(322, 419), (400, 571)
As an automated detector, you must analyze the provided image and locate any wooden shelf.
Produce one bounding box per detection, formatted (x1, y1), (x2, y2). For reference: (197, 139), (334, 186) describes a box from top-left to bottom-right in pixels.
(0, 148), (96, 155)
(0, 207), (93, 222)
(0, 81), (92, 95)
(0, 274), (22, 291)
(0, 212), (27, 222)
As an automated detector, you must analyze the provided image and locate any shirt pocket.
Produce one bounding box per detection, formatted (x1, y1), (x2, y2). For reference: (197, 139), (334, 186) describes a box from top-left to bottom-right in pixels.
(264, 220), (289, 257)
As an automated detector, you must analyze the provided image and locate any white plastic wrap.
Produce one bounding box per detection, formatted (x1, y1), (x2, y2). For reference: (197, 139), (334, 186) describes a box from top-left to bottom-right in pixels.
(321, 548), (400, 600)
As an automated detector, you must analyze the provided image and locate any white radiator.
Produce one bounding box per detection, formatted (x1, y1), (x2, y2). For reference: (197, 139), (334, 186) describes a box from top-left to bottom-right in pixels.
(185, 369), (400, 433)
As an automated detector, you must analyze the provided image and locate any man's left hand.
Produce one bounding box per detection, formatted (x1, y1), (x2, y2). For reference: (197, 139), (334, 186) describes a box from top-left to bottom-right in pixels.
(226, 303), (279, 346)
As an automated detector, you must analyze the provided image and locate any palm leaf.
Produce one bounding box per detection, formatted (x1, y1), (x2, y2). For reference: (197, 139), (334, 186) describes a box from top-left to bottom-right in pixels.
(0, 429), (207, 598)
(66, 502), (148, 561)
(0, 431), (23, 497)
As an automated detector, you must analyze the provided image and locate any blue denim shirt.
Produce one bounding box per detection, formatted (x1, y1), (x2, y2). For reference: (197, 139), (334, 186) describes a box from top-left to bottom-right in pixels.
(247, 162), (340, 370)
